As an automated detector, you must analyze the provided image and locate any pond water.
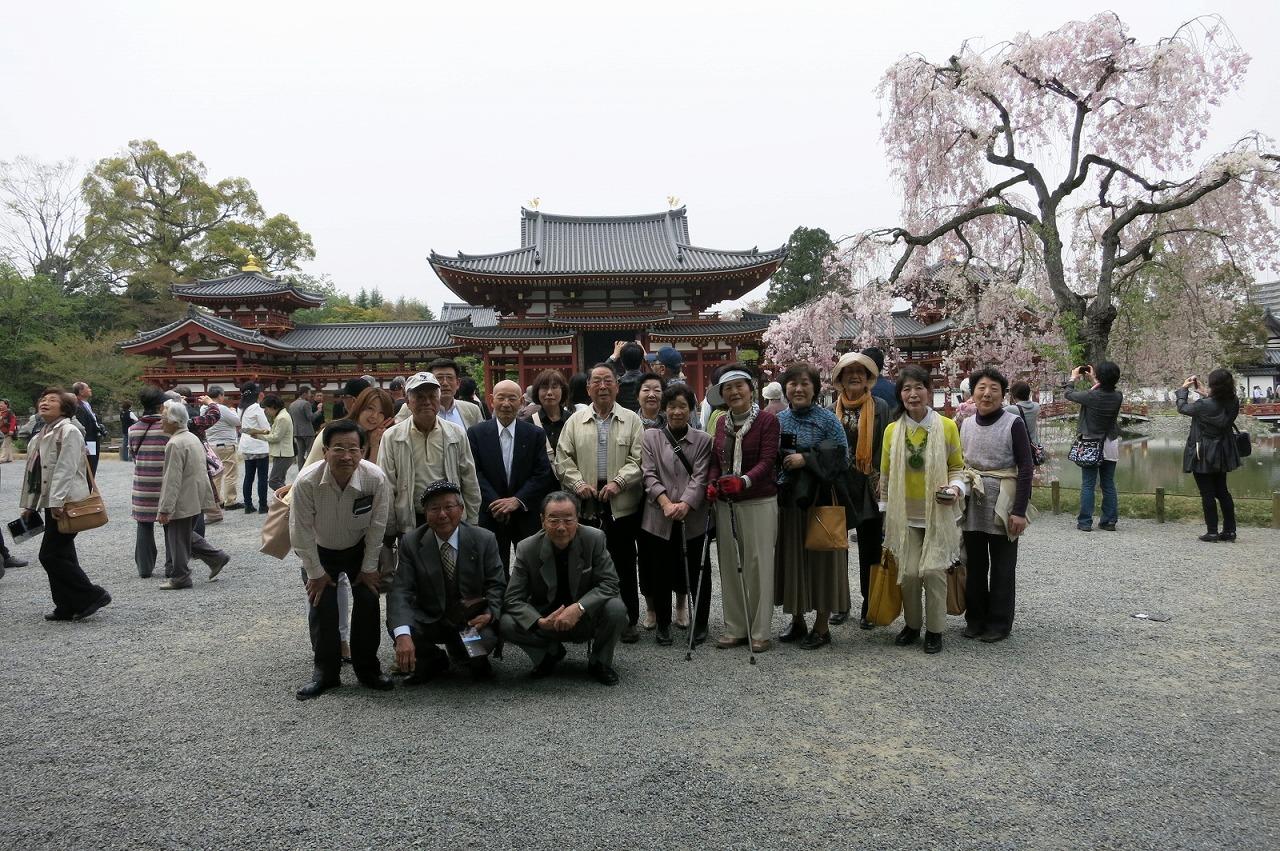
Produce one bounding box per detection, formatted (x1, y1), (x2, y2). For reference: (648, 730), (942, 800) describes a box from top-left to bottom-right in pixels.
(1043, 430), (1280, 499)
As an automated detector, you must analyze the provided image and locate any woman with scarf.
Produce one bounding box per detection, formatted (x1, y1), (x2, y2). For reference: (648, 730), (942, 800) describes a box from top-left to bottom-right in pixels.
(958, 367), (1033, 644)
(521, 370), (575, 478)
(880, 365), (967, 654)
(637, 373), (667, 430)
(775, 363), (850, 649)
(829, 351), (890, 629)
(706, 365), (780, 653)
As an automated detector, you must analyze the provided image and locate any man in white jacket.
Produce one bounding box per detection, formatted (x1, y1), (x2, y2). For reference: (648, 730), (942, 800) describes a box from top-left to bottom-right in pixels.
(377, 372), (481, 535)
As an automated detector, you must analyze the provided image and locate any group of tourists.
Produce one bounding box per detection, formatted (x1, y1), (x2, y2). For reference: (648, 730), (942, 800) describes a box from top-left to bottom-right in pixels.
(1, 346), (1252, 697)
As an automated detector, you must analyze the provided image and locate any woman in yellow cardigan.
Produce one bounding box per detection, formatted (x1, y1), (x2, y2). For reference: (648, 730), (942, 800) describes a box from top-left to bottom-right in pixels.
(879, 365), (967, 654)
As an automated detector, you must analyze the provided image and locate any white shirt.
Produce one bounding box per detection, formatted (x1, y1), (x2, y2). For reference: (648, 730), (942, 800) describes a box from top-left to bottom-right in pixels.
(238, 404), (270, 455)
(497, 419), (516, 482)
(289, 459), (392, 579)
(437, 403), (465, 429)
(204, 404), (240, 445)
(392, 525), (460, 638)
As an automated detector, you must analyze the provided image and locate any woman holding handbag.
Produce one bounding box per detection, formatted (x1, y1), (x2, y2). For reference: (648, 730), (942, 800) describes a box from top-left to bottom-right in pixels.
(959, 367), (1034, 643)
(829, 350), (890, 630)
(880, 366), (967, 654)
(1176, 369), (1242, 542)
(775, 362), (850, 650)
(1063, 362), (1123, 532)
(19, 387), (111, 621)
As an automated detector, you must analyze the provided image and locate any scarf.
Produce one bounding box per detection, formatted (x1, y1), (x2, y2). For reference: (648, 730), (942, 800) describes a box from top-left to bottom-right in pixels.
(884, 409), (962, 580)
(835, 391), (876, 475)
(726, 403), (760, 476)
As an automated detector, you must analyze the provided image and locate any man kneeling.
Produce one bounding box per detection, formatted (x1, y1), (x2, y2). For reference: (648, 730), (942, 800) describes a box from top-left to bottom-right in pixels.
(500, 491), (627, 686)
(388, 480), (506, 683)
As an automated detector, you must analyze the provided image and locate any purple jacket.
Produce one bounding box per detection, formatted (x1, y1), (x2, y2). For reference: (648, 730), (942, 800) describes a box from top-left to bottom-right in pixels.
(708, 408), (780, 501)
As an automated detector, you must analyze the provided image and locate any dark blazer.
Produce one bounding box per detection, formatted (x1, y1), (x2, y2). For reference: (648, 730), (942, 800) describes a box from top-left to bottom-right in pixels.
(75, 401), (103, 446)
(467, 418), (555, 535)
(1176, 389), (1242, 475)
(503, 526), (619, 630)
(386, 522), (506, 630)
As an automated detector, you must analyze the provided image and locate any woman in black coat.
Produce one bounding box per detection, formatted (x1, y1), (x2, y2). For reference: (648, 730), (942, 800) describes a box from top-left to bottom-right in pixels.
(1175, 368), (1242, 542)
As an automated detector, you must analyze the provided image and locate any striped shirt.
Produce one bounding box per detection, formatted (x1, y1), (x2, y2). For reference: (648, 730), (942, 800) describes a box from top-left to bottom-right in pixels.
(129, 415), (170, 522)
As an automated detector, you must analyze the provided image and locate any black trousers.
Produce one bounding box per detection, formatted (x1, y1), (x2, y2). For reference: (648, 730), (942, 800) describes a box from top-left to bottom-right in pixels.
(242, 456), (269, 509)
(603, 509), (641, 626)
(39, 509), (107, 616)
(481, 514), (538, 577)
(853, 514), (883, 619)
(1192, 472), (1236, 535)
(409, 619), (498, 669)
(86, 453), (99, 475)
(963, 530), (1018, 636)
(304, 543), (381, 679)
(638, 528), (710, 629)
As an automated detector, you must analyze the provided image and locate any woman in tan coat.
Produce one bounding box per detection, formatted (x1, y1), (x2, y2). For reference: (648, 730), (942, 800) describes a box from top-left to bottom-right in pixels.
(156, 400), (230, 590)
(20, 387), (111, 620)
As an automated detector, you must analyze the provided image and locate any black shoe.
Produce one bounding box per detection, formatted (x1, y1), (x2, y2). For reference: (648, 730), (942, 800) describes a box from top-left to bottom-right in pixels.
(800, 630), (831, 649)
(532, 644), (567, 678)
(1198, 532), (1220, 542)
(296, 676), (340, 700)
(357, 673), (394, 691)
(1098, 522), (1117, 531)
(1218, 532), (1237, 542)
(620, 624), (641, 644)
(73, 590), (112, 620)
(587, 661), (620, 686)
(924, 631), (943, 653)
(258, 507), (269, 515)
(44, 609), (73, 621)
(3, 555), (27, 569)
(403, 652), (450, 685)
(828, 611), (849, 625)
(244, 506), (256, 514)
(894, 626), (920, 646)
(962, 624), (983, 639)
(858, 617), (874, 631)
(469, 658), (494, 680)
(692, 627), (708, 646)
(979, 630), (1009, 643)
(779, 621), (808, 643)
(224, 502), (244, 510)
(1077, 524), (1093, 532)
(655, 624), (673, 646)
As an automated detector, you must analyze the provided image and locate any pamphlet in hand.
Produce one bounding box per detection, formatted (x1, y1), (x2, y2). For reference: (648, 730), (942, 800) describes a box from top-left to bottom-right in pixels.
(459, 626), (488, 659)
(8, 513), (44, 543)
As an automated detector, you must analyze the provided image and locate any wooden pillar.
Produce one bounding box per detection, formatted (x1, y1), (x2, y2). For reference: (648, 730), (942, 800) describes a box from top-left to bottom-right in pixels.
(1050, 480), (1061, 515)
(1155, 487), (1166, 524)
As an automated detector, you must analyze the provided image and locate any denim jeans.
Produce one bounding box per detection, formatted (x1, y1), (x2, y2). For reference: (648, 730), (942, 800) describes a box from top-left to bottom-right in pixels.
(1078, 459), (1117, 527)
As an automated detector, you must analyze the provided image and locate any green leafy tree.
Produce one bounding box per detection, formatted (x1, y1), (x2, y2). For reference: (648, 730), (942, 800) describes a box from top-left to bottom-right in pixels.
(77, 139), (314, 301)
(763, 226), (836, 313)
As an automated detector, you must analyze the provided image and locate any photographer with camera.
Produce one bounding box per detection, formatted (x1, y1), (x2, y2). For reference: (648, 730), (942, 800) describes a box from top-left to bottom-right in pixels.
(1175, 370), (1242, 543)
(1063, 362), (1123, 532)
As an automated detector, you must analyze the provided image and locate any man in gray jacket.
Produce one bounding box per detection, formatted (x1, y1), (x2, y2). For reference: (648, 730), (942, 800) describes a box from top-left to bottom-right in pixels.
(156, 401), (230, 591)
(288, 386), (317, 469)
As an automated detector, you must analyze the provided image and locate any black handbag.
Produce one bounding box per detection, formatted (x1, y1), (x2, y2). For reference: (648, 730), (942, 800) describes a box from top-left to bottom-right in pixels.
(1232, 423), (1252, 458)
(1068, 434), (1103, 467)
(1015, 404), (1048, 466)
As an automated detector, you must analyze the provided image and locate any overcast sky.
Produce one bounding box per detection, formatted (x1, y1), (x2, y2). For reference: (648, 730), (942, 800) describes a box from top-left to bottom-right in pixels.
(2, 1), (1276, 313)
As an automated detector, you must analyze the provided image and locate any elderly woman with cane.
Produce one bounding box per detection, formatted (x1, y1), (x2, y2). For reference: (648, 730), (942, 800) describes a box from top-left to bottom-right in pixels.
(639, 384), (712, 647)
(829, 350), (890, 629)
(880, 365), (967, 654)
(706, 365), (780, 655)
(775, 362), (850, 650)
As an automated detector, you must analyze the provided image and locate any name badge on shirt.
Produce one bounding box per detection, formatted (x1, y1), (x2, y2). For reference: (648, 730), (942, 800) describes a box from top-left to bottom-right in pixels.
(352, 495), (374, 516)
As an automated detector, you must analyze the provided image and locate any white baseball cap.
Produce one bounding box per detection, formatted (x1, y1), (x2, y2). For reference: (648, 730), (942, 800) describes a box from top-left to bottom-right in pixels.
(405, 372), (440, 392)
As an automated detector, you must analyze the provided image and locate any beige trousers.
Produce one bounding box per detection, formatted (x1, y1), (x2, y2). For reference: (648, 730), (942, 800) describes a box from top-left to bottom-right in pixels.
(0, 435), (13, 463)
(897, 526), (947, 633)
(212, 445), (240, 505)
(715, 497), (778, 643)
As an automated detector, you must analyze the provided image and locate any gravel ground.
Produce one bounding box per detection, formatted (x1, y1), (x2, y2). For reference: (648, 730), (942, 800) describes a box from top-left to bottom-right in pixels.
(1, 458), (1277, 850)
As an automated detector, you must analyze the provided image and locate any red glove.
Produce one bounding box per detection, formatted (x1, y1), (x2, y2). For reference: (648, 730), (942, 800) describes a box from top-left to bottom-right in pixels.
(705, 483), (719, 504)
(718, 475), (746, 497)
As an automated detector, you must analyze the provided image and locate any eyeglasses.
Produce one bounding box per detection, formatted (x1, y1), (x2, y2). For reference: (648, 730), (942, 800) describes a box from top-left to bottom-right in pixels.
(426, 503), (464, 514)
(325, 446), (364, 456)
(543, 516), (578, 527)
(588, 378), (615, 387)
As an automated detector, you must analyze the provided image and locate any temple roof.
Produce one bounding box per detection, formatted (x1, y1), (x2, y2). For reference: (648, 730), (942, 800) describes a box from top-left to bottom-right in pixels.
(120, 306), (293, 351)
(280, 321), (460, 351)
(440, 302), (499, 326)
(171, 270), (326, 306)
(430, 208), (786, 278)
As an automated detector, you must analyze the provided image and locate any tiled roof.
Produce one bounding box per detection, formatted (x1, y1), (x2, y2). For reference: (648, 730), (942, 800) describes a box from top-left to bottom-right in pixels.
(449, 326), (576, 341)
(439, 303), (499, 326)
(280, 322), (460, 351)
(837, 311), (953, 341)
(120, 306), (291, 350)
(171, 271), (325, 304)
(430, 207), (786, 276)
(651, 319), (772, 338)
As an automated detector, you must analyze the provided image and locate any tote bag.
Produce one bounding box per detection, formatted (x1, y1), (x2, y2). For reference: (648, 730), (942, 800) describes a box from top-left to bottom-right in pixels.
(866, 549), (903, 626)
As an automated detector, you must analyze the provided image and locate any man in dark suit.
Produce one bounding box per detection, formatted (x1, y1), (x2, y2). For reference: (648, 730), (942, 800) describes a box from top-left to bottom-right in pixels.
(500, 491), (627, 686)
(467, 379), (556, 574)
(387, 479), (506, 683)
(71, 381), (104, 474)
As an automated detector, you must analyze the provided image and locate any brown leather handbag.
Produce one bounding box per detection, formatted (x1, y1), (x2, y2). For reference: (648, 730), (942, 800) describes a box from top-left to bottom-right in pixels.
(946, 563), (967, 615)
(58, 461), (108, 534)
(804, 487), (848, 551)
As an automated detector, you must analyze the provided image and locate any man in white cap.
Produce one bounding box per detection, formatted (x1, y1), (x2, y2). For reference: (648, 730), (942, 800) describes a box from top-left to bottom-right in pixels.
(761, 381), (786, 417)
(377, 372), (481, 537)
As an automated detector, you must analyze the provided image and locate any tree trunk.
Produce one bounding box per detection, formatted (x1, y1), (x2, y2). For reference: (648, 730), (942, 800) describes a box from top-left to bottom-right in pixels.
(1080, 298), (1117, 365)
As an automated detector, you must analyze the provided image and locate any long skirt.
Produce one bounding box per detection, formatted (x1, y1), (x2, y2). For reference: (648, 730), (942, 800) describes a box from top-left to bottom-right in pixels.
(775, 506), (850, 615)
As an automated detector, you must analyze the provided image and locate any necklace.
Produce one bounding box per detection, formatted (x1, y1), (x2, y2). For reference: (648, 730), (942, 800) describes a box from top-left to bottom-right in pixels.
(906, 428), (927, 469)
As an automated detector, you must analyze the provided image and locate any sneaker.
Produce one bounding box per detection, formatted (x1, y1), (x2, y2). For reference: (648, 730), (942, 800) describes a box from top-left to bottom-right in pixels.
(1198, 532), (1220, 543)
(1098, 522), (1117, 531)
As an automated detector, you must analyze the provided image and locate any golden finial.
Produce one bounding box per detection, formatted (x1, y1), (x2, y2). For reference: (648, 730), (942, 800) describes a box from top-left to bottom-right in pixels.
(241, 254), (263, 273)
(667, 195), (681, 209)
(527, 197), (541, 210)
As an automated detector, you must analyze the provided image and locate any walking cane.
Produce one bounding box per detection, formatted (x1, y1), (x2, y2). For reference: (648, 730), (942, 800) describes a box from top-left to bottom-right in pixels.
(726, 497), (757, 666)
(685, 511), (714, 662)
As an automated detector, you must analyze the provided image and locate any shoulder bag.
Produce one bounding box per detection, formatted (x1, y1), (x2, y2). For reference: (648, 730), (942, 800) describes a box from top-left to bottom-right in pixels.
(866, 548), (903, 626)
(804, 486), (848, 551)
(58, 455), (108, 534)
(1232, 422), (1252, 458)
(1016, 404), (1048, 466)
(1067, 434), (1103, 468)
